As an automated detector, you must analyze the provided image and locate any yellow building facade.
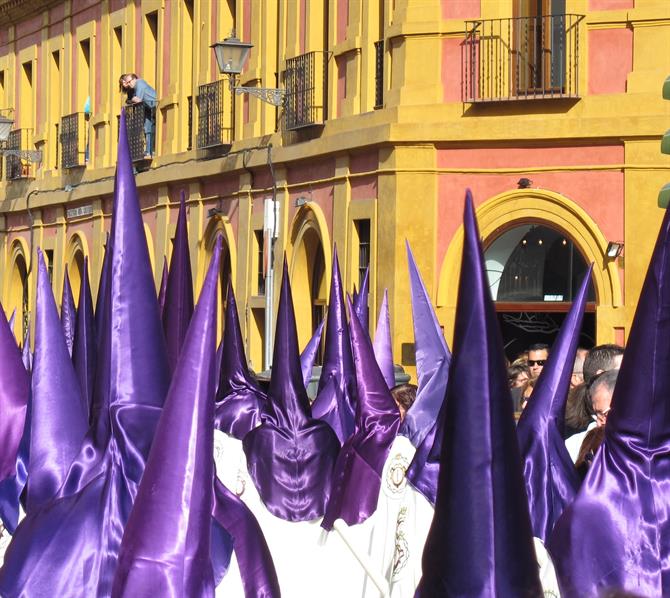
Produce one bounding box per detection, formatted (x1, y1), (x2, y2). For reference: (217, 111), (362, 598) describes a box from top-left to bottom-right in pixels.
(1, 0), (669, 375)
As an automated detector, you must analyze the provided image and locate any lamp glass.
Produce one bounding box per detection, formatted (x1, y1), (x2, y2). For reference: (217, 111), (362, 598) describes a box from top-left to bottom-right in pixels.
(212, 36), (253, 75)
(659, 183), (670, 210)
(0, 116), (14, 142)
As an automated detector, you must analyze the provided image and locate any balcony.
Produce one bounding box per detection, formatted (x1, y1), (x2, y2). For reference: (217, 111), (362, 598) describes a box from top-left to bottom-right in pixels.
(463, 14), (584, 103)
(60, 112), (87, 169)
(281, 51), (327, 131)
(123, 102), (155, 162)
(196, 80), (231, 154)
(6, 129), (34, 180)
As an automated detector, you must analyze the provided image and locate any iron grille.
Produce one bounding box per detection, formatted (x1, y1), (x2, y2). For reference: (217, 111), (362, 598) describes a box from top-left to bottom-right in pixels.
(6, 129), (30, 180)
(281, 51), (326, 130)
(196, 80), (229, 149)
(463, 14), (584, 102)
(124, 102), (152, 161)
(60, 112), (86, 168)
(187, 95), (193, 151)
(374, 40), (384, 109)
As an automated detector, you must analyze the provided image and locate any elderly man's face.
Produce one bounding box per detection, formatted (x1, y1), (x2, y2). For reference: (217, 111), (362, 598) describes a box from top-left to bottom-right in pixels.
(591, 384), (613, 427)
(528, 348), (548, 379)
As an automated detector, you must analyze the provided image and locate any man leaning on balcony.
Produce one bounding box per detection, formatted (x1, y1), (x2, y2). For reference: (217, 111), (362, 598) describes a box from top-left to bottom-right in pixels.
(120, 73), (157, 159)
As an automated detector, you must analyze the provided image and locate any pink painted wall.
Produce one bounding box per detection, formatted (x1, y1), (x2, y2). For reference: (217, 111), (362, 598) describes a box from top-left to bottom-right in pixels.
(95, 22), (102, 112)
(441, 37), (463, 102)
(350, 151), (378, 200)
(71, 3), (99, 28)
(287, 185), (335, 235)
(589, 0), (633, 9)
(49, 4), (66, 24)
(435, 145), (625, 278)
(110, 0), (125, 13)
(441, 0), (480, 20)
(201, 176), (240, 199)
(287, 158), (335, 184)
(134, 0), (142, 73)
(337, 0), (348, 45)
(15, 15), (41, 41)
(350, 151), (377, 173)
(588, 28), (632, 95)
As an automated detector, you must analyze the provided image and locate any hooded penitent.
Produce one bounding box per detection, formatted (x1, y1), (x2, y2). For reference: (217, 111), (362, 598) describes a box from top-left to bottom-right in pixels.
(321, 298), (401, 529)
(112, 238), (221, 597)
(516, 267), (591, 543)
(243, 259), (340, 521)
(300, 319), (324, 390)
(372, 290), (395, 389)
(162, 191), (194, 373)
(61, 265), (77, 357)
(548, 201), (670, 597)
(353, 266), (369, 333)
(311, 248), (357, 444)
(416, 193), (542, 597)
(158, 255), (168, 317)
(215, 282), (267, 439)
(72, 256), (96, 422)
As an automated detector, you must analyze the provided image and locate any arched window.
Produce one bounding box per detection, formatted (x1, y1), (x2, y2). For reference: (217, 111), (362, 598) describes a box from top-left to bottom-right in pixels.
(8, 250), (29, 341)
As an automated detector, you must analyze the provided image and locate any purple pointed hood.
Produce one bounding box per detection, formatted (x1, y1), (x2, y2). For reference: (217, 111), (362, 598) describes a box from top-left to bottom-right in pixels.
(353, 266), (370, 332)
(401, 241), (452, 448)
(517, 267), (591, 543)
(158, 255), (168, 317)
(416, 192), (541, 597)
(61, 265), (76, 357)
(322, 297), (400, 529)
(27, 250), (88, 512)
(243, 258), (340, 521)
(311, 247), (357, 443)
(162, 191), (194, 373)
(21, 324), (31, 372)
(549, 204), (670, 596)
(112, 239), (221, 597)
(72, 256), (96, 422)
(215, 281), (267, 439)
(8, 308), (16, 340)
(372, 289), (395, 388)
(300, 319), (324, 389)
(0, 301), (29, 482)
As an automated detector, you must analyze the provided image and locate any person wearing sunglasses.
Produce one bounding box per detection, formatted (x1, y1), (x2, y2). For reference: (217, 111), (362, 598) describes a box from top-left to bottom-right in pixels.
(527, 342), (549, 380)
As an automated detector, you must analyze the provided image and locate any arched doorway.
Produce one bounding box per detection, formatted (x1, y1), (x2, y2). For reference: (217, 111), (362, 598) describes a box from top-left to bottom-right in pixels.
(66, 233), (88, 306)
(7, 242), (30, 341)
(485, 223), (596, 360)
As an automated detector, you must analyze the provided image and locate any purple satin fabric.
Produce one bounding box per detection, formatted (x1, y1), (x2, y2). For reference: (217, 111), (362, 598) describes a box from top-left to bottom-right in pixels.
(516, 267), (590, 543)
(27, 251), (89, 513)
(212, 478), (281, 598)
(548, 200), (670, 597)
(158, 255), (168, 318)
(8, 308), (16, 340)
(322, 300), (400, 529)
(72, 256), (97, 423)
(21, 325), (32, 373)
(353, 266), (369, 333)
(0, 302), (29, 483)
(95, 236), (110, 336)
(300, 319), (324, 389)
(416, 193), (542, 597)
(372, 290), (395, 389)
(215, 283), (267, 439)
(244, 259), (339, 521)
(112, 239), (221, 598)
(0, 405), (29, 533)
(61, 266), (77, 357)
(400, 242), (452, 448)
(162, 192), (194, 374)
(312, 249), (357, 444)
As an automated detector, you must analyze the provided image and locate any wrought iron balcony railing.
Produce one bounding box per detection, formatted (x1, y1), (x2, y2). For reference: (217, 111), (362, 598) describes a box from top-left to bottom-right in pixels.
(374, 40), (384, 109)
(281, 51), (327, 130)
(463, 14), (584, 103)
(196, 80), (230, 150)
(6, 129), (34, 180)
(124, 102), (155, 161)
(60, 112), (87, 168)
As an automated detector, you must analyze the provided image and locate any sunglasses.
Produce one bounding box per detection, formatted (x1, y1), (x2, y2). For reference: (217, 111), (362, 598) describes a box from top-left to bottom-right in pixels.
(527, 359), (546, 367)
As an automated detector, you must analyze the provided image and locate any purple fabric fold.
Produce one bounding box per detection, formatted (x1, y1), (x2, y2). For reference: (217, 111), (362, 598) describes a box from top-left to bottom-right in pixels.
(416, 192), (542, 597)
(548, 199), (670, 596)
(322, 297), (400, 529)
(517, 267), (591, 543)
(162, 191), (194, 373)
(21, 324), (32, 373)
(26, 250), (88, 513)
(311, 247), (357, 444)
(212, 478), (281, 598)
(61, 265), (76, 357)
(8, 308), (16, 340)
(72, 256), (97, 422)
(158, 255), (168, 318)
(372, 289), (395, 389)
(215, 282), (267, 439)
(300, 319), (324, 389)
(353, 266), (369, 333)
(95, 234), (110, 336)
(243, 258), (339, 521)
(112, 237), (222, 597)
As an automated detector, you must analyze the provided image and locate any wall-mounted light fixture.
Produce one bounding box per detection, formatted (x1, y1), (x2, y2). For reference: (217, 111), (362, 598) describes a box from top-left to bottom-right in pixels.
(606, 241), (624, 259)
(294, 196), (312, 207)
(207, 207), (224, 219)
(517, 177), (533, 189)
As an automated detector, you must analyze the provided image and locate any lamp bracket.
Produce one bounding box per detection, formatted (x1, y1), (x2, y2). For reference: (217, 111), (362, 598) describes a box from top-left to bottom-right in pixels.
(1, 149), (42, 163)
(235, 87), (285, 107)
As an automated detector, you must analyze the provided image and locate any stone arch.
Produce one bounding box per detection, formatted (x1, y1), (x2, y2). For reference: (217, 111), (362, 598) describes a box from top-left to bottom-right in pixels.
(287, 203), (332, 351)
(437, 189), (622, 344)
(65, 232), (89, 306)
(5, 238), (31, 341)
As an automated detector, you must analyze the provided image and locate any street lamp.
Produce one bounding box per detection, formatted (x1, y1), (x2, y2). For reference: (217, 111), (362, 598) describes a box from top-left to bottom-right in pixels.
(211, 34), (286, 107)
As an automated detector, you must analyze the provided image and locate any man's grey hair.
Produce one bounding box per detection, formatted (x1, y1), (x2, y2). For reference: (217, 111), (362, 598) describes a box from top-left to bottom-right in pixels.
(583, 344), (624, 384)
(588, 368), (619, 399)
